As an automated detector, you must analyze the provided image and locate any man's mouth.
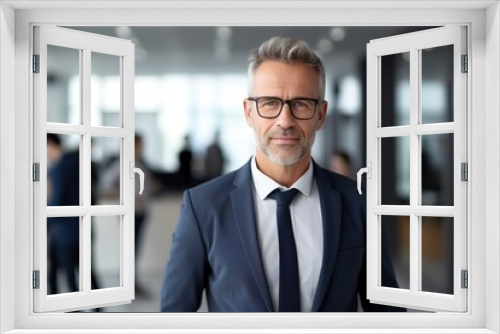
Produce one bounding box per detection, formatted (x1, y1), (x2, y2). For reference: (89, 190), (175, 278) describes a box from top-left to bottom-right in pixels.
(271, 137), (299, 144)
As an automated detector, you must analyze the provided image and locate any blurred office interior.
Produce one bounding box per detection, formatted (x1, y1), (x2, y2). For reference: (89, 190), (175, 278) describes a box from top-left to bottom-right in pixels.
(45, 26), (454, 312)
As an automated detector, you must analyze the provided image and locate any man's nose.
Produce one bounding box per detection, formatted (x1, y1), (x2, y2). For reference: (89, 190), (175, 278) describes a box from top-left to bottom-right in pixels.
(276, 102), (296, 127)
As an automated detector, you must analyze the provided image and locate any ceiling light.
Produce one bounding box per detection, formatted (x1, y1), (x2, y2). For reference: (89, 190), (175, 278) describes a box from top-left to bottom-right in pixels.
(115, 26), (132, 39)
(216, 27), (232, 40)
(330, 27), (345, 42)
(317, 38), (334, 54)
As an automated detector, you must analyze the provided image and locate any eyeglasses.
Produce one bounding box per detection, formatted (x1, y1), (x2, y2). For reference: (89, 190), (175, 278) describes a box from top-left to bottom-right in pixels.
(247, 96), (323, 120)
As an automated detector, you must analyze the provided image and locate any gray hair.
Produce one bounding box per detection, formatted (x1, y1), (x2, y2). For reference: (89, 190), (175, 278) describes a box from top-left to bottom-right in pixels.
(247, 37), (326, 99)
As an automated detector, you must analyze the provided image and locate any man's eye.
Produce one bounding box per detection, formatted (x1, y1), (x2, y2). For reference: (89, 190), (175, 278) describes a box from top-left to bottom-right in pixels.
(261, 100), (280, 107)
(293, 100), (309, 108)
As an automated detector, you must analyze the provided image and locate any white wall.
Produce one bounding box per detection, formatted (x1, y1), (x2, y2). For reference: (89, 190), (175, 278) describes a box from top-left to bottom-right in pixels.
(0, 2), (16, 333)
(486, 2), (500, 333)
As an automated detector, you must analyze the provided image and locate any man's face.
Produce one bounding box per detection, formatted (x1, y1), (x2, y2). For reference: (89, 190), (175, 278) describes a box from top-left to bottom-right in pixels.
(244, 61), (327, 167)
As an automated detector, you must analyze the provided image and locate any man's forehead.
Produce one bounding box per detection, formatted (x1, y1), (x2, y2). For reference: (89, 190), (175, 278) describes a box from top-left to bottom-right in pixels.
(252, 61), (320, 92)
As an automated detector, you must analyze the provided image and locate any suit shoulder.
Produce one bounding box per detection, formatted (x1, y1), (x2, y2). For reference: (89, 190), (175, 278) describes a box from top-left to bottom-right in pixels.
(186, 168), (239, 199)
(318, 167), (358, 194)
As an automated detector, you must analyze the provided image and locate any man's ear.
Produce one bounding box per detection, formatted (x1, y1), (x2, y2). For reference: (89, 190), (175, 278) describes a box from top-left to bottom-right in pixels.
(243, 99), (254, 127)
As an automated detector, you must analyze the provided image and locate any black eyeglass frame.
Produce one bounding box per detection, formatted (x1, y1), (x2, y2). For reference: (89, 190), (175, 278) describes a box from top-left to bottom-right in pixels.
(247, 96), (324, 120)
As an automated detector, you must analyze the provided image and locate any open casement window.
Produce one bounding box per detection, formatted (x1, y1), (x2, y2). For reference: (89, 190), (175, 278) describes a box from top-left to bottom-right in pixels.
(33, 26), (138, 312)
(364, 26), (467, 312)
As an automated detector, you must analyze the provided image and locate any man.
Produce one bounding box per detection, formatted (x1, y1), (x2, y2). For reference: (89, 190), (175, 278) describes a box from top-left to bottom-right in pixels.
(160, 37), (402, 312)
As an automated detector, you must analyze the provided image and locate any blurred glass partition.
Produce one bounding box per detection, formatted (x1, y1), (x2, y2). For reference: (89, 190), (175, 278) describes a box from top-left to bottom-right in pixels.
(91, 52), (121, 127)
(47, 45), (80, 124)
(421, 216), (454, 295)
(421, 45), (454, 124)
(381, 52), (410, 127)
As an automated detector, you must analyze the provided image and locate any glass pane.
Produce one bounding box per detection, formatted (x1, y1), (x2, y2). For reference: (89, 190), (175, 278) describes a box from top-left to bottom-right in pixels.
(91, 136), (121, 206)
(421, 134), (454, 206)
(91, 215), (121, 289)
(421, 216), (454, 294)
(47, 216), (81, 295)
(381, 136), (410, 205)
(381, 52), (410, 127)
(91, 52), (121, 127)
(47, 134), (81, 206)
(421, 45), (454, 124)
(47, 45), (80, 124)
(381, 215), (409, 290)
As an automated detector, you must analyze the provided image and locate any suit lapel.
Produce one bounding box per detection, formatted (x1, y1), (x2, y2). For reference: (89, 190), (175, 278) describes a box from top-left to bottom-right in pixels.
(231, 162), (274, 312)
(311, 164), (342, 312)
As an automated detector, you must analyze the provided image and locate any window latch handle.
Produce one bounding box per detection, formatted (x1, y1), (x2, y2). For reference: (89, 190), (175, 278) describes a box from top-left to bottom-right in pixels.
(357, 162), (372, 195)
(129, 161), (144, 195)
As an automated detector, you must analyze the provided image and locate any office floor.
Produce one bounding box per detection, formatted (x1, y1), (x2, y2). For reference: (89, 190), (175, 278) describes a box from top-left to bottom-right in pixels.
(92, 193), (200, 312)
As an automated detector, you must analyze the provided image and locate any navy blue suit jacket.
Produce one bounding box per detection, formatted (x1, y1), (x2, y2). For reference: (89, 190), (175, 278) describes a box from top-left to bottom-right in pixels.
(160, 160), (403, 312)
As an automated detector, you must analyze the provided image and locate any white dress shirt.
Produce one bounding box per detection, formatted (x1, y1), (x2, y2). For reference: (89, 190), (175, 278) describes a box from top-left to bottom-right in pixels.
(250, 157), (323, 312)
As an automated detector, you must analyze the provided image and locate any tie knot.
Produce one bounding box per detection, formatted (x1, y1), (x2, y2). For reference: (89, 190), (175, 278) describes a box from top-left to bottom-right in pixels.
(269, 188), (299, 207)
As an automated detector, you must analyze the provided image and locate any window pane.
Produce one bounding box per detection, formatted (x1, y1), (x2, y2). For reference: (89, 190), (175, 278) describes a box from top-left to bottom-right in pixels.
(47, 134), (81, 206)
(381, 215), (409, 290)
(91, 136), (121, 206)
(421, 45), (454, 124)
(92, 215), (121, 289)
(421, 133), (454, 206)
(421, 216), (454, 294)
(91, 52), (121, 127)
(47, 216), (81, 295)
(47, 45), (80, 124)
(381, 136), (410, 205)
(381, 52), (410, 127)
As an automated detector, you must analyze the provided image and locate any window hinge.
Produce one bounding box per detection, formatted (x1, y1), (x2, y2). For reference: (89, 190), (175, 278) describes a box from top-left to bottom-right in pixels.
(33, 270), (40, 289)
(461, 162), (468, 181)
(461, 270), (468, 289)
(33, 54), (40, 73)
(461, 54), (468, 73)
(33, 163), (40, 182)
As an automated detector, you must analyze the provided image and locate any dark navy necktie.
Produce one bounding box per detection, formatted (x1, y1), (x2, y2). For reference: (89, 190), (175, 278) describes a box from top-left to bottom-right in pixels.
(269, 188), (300, 312)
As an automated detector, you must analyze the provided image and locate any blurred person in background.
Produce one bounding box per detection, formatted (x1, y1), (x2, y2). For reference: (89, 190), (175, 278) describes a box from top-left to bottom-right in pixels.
(160, 37), (403, 312)
(47, 134), (100, 295)
(177, 135), (194, 187)
(203, 130), (225, 180)
(329, 150), (353, 178)
(100, 134), (153, 296)
(47, 133), (80, 294)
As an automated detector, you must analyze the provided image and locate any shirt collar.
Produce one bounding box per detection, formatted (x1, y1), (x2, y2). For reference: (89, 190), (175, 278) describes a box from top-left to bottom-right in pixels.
(251, 156), (314, 200)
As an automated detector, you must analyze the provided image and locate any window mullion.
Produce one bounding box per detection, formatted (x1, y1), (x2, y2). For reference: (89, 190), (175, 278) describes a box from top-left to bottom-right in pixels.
(121, 51), (135, 293)
(409, 47), (420, 295)
(413, 123), (454, 135)
(46, 123), (88, 135)
(81, 48), (92, 294)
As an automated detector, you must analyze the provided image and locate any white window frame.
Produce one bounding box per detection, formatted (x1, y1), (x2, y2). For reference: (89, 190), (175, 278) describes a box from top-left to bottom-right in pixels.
(366, 26), (468, 312)
(1, 1), (499, 333)
(33, 25), (136, 312)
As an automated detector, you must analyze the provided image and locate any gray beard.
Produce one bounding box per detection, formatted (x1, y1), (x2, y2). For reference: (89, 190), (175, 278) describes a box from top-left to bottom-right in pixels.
(259, 142), (308, 166)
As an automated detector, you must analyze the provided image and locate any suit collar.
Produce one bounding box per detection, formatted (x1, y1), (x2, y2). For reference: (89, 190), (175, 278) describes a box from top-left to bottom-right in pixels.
(310, 162), (342, 312)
